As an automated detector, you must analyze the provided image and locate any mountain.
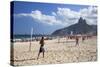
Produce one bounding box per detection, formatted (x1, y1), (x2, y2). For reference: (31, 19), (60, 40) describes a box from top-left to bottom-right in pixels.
(52, 17), (97, 36)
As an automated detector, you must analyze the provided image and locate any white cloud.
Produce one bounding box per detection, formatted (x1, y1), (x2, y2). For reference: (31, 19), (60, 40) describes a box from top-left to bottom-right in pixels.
(80, 6), (97, 25)
(52, 7), (80, 26)
(15, 6), (97, 26)
(15, 10), (62, 25)
(30, 10), (62, 25)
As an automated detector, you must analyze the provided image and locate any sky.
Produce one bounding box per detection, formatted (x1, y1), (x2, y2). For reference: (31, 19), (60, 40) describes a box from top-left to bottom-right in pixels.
(12, 1), (97, 35)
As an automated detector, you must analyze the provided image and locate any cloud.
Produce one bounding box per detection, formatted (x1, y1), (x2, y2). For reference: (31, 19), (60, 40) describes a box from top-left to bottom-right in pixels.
(80, 6), (97, 25)
(30, 10), (62, 25)
(15, 6), (97, 26)
(15, 10), (62, 25)
(52, 7), (80, 26)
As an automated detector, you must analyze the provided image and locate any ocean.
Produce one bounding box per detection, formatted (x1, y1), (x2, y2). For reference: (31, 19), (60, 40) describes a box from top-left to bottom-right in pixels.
(13, 34), (52, 39)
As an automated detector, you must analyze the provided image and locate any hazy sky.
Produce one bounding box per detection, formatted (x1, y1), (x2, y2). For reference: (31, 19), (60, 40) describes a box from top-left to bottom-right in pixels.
(12, 1), (97, 35)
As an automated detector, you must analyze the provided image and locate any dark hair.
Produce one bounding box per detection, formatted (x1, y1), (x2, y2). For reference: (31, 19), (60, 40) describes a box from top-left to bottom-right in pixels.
(42, 37), (44, 40)
(40, 37), (44, 44)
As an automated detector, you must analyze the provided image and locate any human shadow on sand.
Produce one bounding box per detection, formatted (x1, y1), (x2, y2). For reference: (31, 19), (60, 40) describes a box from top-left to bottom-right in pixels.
(11, 58), (36, 62)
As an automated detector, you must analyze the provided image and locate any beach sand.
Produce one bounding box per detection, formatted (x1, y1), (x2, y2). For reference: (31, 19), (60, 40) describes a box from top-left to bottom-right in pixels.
(11, 37), (97, 66)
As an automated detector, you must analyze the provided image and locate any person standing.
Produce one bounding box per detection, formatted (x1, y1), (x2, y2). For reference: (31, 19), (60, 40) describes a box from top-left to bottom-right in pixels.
(75, 36), (79, 46)
(82, 36), (85, 42)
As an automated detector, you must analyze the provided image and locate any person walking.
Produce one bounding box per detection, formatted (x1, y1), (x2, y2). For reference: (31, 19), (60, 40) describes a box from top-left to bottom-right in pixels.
(37, 37), (45, 59)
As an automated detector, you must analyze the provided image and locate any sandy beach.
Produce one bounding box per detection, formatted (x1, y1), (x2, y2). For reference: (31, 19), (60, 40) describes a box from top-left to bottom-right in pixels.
(11, 36), (97, 66)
